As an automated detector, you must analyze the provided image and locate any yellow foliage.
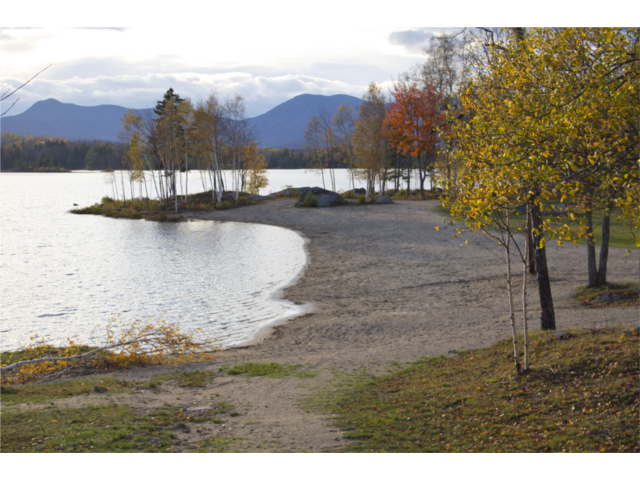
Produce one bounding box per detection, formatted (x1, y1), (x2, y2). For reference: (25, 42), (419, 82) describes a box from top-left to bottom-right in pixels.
(440, 27), (638, 246)
(1, 316), (218, 385)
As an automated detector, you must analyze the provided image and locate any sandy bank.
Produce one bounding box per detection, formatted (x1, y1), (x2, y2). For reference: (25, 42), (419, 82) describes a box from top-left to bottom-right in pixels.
(189, 199), (637, 367)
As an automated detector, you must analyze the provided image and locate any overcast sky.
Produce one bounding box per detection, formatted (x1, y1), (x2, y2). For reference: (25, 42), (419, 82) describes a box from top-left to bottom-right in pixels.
(0, 26), (463, 117)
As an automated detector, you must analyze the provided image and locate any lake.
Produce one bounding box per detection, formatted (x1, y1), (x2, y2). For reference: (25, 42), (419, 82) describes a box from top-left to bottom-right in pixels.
(0, 168), (427, 352)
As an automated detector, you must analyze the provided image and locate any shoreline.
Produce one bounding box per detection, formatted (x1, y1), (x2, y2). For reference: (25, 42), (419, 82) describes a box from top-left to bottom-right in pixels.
(241, 222), (313, 348)
(6, 199), (638, 452)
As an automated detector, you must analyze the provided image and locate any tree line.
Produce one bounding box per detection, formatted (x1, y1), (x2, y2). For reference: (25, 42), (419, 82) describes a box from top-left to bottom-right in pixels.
(301, 33), (460, 198)
(0, 133), (128, 171)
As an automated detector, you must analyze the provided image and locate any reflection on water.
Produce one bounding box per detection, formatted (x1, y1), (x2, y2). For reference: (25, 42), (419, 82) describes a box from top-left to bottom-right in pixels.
(0, 173), (305, 351)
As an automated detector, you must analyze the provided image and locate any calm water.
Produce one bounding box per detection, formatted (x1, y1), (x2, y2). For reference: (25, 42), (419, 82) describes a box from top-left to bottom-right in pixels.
(0, 168), (426, 351)
(0, 172), (309, 351)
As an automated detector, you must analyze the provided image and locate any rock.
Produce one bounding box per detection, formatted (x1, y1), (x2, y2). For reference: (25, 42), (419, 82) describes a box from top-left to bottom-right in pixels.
(593, 294), (612, 302)
(547, 331), (573, 341)
(345, 188), (366, 196)
(622, 326), (639, 337)
(93, 386), (108, 393)
(375, 195), (394, 204)
(272, 187), (310, 197)
(186, 407), (213, 412)
(317, 194), (334, 207)
(611, 293), (621, 301)
(249, 195), (275, 202)
(295, 187), (348, 208)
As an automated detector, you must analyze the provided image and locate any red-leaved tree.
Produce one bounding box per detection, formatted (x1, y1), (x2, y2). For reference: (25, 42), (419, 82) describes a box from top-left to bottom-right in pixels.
(383, 81), (444, 198)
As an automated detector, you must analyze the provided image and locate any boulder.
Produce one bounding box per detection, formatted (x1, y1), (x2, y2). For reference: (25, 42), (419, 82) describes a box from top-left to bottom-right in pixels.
(94, 386), (108, 393)
(593, 294), (612, 302)
(249, 194), (275, 202)
(375, 195), (394, 204)
(317, 194), (334, 207)
(272, 187), (310, 197)
(547, 331), (573, 342)
(295, 187), (348, 208)
(345, 188), (366, 195)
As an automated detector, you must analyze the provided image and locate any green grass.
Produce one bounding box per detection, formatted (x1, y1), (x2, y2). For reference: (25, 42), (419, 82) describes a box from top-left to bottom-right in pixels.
(223, 362), (316, 379)
(316, 327), (639, 452)
(1, 377), (132, 406)
(71, 198), (185, 222)
(148, 370), (215, 390)
(1, 404), (180, 452)
(432, 203), (638, 249)
(575, 283), (639, 308)
(1, 399), (240, 452)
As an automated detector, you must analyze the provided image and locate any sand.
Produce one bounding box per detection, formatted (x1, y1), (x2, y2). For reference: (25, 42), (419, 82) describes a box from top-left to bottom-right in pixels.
(10, 199), (638, 452)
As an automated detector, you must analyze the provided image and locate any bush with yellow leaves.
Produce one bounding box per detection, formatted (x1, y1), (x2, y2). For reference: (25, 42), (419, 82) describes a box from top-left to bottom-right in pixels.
(1, 316), (218, 385)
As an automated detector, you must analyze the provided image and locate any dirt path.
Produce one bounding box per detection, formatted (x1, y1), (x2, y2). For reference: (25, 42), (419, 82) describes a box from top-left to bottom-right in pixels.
(10, 200), (638, 452)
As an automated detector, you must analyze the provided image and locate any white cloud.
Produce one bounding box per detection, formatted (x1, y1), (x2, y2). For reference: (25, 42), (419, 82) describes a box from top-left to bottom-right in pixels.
(0, 27), (430, 116)
(1, 72), (384, 117)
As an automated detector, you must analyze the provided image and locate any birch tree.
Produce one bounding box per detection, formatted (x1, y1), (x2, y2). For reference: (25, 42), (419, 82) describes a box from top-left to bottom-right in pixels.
(193, 93), (226, 205)
(353, 83), (387, 202)
(332, 102), (357, 191)
(304, 106), (338, 191)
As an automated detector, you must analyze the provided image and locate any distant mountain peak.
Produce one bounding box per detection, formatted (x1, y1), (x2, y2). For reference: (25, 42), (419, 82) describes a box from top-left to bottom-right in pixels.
(2, 93), (362, 148)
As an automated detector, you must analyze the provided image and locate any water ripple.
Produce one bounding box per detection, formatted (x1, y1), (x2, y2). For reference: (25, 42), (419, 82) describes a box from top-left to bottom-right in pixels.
(0, 173), (306, 351)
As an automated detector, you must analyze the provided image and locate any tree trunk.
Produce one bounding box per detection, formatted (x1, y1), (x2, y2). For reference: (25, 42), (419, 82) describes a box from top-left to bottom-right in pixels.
(585, 195), (599, 287)
(532, 202), (556, 330)
(522, 221), (530, 372)
(596, 198), (614, 286)
(526, 206), (536, 274)
(506, 213), (522, 374)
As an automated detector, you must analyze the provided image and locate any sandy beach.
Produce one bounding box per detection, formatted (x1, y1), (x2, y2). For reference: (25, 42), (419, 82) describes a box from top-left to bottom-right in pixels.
(15, 199), (639, 452)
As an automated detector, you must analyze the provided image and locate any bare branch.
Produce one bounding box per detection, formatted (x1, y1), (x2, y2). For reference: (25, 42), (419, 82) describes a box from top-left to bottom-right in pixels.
(0, 65), (51, 118)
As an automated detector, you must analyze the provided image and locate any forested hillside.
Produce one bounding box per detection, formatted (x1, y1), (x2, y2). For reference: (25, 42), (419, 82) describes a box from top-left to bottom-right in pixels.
(0, 133), (128, 171)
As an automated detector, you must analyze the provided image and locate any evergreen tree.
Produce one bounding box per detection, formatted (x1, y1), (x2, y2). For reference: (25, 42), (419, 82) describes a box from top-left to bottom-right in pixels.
(154, 88), (184, 116)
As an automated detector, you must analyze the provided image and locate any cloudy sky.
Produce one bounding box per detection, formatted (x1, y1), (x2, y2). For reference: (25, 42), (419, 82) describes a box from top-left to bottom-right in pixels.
(0, 26), (462, 118)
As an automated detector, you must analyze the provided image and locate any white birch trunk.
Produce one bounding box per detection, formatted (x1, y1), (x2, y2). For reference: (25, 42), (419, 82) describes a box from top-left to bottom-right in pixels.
(506, 212), (521, 373)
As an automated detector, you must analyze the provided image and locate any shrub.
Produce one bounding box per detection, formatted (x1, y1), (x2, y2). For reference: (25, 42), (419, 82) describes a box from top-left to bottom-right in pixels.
(156, 211), (167, 221)
(101, 196), (115, 205)
(357, 194), (366, 204)
(343, 191), (355, 199)
(397, 189), (407, 197)
(0, 316), (218, 385)
(304, 193), (319, 208)
(218, 200), (232, 210)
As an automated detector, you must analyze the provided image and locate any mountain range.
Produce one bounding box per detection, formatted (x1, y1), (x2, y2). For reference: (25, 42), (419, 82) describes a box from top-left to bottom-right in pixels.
(1, 94), (363, 148)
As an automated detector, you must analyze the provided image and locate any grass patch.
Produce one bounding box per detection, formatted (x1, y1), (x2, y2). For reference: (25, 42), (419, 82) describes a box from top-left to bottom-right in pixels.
(1, 400), (240, 452)
(71, 190), (275, 221)
(433, 202), (638, 249)
(319, 327), (639, 452)
(224, 362), (316, 379)
(1, 404), (181, 452)
(0, 377), (132, 406)
(575, 283), (639, 308)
